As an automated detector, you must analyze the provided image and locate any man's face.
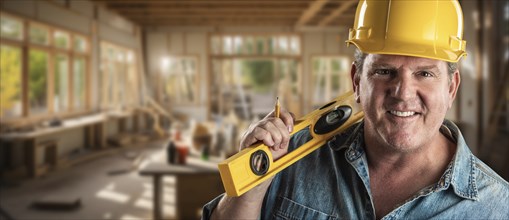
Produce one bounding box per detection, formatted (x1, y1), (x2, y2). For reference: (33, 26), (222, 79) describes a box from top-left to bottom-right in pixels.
(352, 54), (460, 152)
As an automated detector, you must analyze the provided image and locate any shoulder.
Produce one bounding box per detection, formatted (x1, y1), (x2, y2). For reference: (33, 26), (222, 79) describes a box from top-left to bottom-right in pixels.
(474, 157), (509, 196)
(445, 120), (509, 200)
(456, 157), (509, 217)
(462, 155), (509, 217)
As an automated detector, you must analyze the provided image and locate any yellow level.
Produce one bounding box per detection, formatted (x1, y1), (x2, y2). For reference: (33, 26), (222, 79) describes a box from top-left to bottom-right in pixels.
(218, 91), (364, 197)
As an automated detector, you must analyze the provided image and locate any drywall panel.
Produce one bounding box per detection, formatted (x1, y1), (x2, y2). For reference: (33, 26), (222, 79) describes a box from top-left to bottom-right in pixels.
(97, 7), (133, 34)
(186, 33), (206, 54)
(324, 33), (341, 54)
(303, 32), (324, 55)
(146, 33), (168, 76)
(0, 0), (36, 18)
(37, 1), (90, 34)
(168, 33), (184, 54)
(70, 0), (94, 18)
(186, 33), (208, 105)
(98, 22), (137, 48)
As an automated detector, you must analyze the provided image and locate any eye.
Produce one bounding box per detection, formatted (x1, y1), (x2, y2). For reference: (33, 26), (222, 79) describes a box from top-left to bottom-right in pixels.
(418, 71), (434, 77)
(374, 69), (393, 75)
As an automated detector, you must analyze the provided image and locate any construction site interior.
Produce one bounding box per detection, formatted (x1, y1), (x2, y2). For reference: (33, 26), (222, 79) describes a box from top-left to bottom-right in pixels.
(0, 0), (508, 219)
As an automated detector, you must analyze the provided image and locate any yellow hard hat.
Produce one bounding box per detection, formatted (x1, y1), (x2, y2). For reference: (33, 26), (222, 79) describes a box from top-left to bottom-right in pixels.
(346, 0), (467, 63)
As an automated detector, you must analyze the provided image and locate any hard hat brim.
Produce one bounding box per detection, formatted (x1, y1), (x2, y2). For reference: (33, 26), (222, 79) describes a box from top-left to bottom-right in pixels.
(346, 39), (467, 63)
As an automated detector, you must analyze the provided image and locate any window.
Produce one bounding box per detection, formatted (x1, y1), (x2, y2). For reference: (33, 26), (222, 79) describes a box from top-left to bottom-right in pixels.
(210, 34), (300, 56)
(160, 56), (198, 105)
(209, 34), (302, 118)
(125, 51), (139, 107)
(54, 54), (69, 113)
(0, 45), (22, 118)
(28, 49), (49, 115)
(311, 56), (351, 108)
(0, 12), (90, 120)
(29, 23), (49, 45)
(54, 30), (70, 50)
(73, 35), (87, 53)
(73, 57), (86, 110)
(101, 42), (139, 109)
(0, 14), (23, 41)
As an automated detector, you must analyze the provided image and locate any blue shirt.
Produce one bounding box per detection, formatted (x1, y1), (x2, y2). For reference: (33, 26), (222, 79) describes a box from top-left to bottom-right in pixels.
(202, 120), (509, 219)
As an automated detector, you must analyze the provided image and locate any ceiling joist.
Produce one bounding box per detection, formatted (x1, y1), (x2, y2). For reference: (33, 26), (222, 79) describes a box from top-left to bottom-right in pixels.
(92, 0), (358, 28)
(296, 0), (329, 26)
(318, 0), (357, 27)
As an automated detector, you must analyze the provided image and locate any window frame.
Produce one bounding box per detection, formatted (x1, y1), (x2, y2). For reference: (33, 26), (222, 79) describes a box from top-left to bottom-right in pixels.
(310, 55), (352, 108)
(0, 11), (91, 124)
(100, 41), (141, 110)
(208, 33), (303, 118)
(158, 55), (200, 106)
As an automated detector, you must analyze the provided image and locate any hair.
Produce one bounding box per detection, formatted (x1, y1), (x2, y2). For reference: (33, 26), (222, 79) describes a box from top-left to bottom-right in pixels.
(353, 49), (457, 84)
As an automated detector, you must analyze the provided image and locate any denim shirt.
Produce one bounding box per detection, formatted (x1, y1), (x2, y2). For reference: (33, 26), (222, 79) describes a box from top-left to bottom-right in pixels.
(202, 120), (509, 219)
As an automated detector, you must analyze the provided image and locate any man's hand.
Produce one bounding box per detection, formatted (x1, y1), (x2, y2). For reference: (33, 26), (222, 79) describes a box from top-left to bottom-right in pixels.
(240, 107), (295, 160)
(210, 108), (294, 220)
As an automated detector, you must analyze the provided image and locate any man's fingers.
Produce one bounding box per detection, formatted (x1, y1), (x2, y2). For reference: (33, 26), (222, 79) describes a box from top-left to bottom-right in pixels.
(260, 122), (284, 149)
(238, 107), (294, 161)
(240, 117), (292, 150)
(255, 125), (280, 148)
(272, 119), (291, 149)
(279, 109), (295, 133)
(241, 127), (273, 148)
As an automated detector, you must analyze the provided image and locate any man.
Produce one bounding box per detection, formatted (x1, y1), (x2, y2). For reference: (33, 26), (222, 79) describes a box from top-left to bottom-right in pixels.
(203, 0), (509, 219)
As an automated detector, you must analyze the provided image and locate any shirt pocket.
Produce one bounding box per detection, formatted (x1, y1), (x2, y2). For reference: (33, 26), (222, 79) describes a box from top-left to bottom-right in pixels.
(272, 196), (337, 220)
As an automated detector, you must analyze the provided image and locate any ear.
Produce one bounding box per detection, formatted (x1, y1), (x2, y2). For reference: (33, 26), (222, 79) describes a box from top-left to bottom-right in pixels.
(350, 62), (360, 103)
(448, 70), (461, 109)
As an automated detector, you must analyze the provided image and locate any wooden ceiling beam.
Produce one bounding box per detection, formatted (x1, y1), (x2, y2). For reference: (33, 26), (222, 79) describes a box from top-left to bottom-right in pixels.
(318, 0), (357, 27)
(132, 18), (297, 23)
(108, 5), (342, 11)
(296, 0), (329, 26)
(140, 22), (296, 27)
(113, 8), (305, 14)
(133, 19), (297, 26)
(138, 21), (294, 25)
(95, 0), (311, 5)
(125, 14), (300, 19)
(90, 0), (357, 28)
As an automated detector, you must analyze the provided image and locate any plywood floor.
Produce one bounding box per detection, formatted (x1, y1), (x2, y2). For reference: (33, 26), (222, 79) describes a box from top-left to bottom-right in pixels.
(1, 139), (181, 220)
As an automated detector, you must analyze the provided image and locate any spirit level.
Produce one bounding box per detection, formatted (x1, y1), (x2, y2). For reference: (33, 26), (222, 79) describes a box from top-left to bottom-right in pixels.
(218, 91), (364, 197)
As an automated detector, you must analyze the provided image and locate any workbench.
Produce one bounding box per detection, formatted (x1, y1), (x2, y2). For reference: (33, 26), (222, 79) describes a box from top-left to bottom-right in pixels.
(0, 114), (107, 178)
(139, 157), (223, 220)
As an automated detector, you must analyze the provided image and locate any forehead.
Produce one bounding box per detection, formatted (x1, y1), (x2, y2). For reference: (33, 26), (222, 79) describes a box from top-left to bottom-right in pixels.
(363, 54), (447, 71)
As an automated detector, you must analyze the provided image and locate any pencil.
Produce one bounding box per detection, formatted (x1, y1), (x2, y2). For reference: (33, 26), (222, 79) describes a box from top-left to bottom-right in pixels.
(275, 97), (280, 118)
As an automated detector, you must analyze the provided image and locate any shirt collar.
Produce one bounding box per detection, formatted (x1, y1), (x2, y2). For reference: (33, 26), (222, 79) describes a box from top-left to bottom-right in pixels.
(327, 119), (479, 200)
(442, 120), (479, 200)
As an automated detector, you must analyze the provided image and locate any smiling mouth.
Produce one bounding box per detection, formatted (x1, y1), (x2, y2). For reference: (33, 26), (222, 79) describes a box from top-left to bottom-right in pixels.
(389, 110), (417, 117)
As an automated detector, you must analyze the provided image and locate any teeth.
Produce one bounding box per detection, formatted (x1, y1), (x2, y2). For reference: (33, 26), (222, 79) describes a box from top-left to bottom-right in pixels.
(390, 110), (416, 117)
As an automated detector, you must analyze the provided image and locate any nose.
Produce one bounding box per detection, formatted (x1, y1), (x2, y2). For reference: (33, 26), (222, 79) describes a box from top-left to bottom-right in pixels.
(388, 72), (415, 101)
